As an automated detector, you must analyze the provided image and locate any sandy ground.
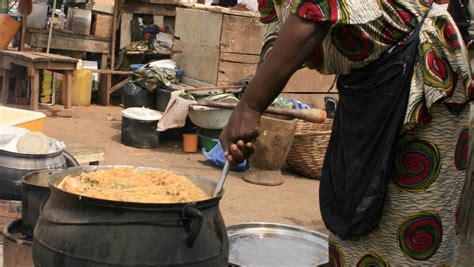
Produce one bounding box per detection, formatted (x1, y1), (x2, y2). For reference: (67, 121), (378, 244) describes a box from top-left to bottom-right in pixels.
(43, 105), (327, 234)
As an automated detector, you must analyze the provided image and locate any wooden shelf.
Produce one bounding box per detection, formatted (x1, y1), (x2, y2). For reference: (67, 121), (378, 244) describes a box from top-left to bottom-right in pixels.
(26, 29), (111, 54)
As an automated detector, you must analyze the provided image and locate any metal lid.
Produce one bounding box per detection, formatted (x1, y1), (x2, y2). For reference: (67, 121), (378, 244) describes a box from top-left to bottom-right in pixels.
(227, 222), (328, 267)
(16, 132), (50, 154)
(121, 107), (163, 121)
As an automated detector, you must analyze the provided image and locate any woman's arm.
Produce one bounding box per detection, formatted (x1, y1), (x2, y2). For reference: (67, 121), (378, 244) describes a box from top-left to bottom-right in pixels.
(220, 14), (329, 164)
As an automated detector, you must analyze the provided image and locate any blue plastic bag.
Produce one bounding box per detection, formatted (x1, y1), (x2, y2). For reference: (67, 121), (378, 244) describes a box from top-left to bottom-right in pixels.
(203, 141), (249, 172)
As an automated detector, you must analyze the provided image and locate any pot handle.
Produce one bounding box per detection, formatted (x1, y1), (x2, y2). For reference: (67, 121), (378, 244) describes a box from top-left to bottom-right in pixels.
(62, 149), (80, 167)
(182, 204), (203, 248)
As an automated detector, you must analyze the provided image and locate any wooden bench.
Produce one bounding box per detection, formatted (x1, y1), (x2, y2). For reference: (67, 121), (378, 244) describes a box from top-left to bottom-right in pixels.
(0, 51), (78, 110)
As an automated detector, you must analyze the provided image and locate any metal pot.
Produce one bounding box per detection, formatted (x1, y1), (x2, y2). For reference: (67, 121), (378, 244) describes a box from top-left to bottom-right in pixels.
(33, 166), (229, 267)
(0, 148), (79, 200)
(21, 170), (53, 237)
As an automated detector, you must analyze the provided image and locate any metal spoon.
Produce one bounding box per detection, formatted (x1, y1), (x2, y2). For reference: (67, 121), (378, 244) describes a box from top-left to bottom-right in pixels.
(213, 161), (230, 197)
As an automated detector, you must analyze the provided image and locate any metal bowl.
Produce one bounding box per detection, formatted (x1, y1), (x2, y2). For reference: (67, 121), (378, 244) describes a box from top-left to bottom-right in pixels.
(188, 105), (233, 129)
(227, 222), (328, 267)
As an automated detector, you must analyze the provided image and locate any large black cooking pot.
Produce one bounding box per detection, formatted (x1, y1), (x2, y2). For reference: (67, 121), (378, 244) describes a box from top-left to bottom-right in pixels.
(21, 170), (53, 237)
(0, 149), (78, 200)
(33, 166), (229, 267)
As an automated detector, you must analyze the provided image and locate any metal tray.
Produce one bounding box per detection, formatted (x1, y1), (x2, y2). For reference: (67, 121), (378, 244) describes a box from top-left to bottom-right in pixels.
(227, 222), (328, 267)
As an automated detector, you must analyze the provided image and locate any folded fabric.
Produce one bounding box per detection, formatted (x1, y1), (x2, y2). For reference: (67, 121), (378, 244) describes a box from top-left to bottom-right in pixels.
(157, 90), (192, 132)
(133, 65), (176, 92)
(203, 141), (249, 172)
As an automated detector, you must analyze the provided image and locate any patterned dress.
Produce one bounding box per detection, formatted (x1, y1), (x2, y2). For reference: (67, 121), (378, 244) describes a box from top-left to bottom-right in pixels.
(257, 0), (473, 265)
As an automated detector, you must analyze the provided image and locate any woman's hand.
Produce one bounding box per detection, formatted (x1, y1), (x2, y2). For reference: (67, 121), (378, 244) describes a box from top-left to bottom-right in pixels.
(220, 102), (261, 165)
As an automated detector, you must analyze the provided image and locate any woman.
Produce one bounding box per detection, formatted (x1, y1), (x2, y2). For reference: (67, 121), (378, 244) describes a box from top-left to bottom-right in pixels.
(220, 0), (472, 266)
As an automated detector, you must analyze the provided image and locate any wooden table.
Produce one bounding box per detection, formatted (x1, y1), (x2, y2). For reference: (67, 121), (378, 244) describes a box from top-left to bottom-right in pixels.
(26, 29), (112, 105)
(0, 51), (78, 110)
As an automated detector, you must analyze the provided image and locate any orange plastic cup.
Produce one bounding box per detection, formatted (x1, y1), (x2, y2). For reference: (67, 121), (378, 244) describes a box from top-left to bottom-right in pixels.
(183, 133), (198, 153)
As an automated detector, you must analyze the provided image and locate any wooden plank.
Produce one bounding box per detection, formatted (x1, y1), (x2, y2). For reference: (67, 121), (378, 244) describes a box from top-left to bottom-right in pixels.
(217, 60), (257, 85)
(179, 3), (259, 18)
(66, 141), (105, 165)
(28, 28), (110, 41)
(0, 51), (51, 63)
(172, 40), (220, 84)
(85, 2), (114, 14)
(284, 69), (337, 93)
(180, 77), (213, 87)
(220, 52), (259, 64)
(28, 52), (79, 63)
(109, 77), (131, 94)
(92, 13), (113, 38)
(29, 31), (110, 53)
(120, 12), (133, 49)
(35, 62), (77, 71)
(220, 14), (263, 55)
(174, 8), (222, 48)
(122, 3), (176, 16)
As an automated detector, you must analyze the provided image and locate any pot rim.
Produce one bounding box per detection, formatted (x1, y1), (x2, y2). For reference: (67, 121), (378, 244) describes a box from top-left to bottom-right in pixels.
(48, 165), (223, 210)
(0, 146), (63, 158)
(21, 169), (58, 189)
(3, 219), (32, 245)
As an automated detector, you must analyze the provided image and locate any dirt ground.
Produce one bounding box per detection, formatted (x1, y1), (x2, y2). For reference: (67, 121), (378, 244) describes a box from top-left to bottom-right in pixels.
(43, 105), (327, 234)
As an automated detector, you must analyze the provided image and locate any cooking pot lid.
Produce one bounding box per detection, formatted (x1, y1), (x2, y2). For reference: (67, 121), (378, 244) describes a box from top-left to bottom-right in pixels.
(16, 131), (50, 154)
(227, 222), (328, 267)
(122, 107), (163, 121)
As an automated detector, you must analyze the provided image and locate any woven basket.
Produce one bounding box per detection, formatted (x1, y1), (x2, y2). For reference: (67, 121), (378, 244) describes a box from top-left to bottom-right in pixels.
(286, 119), (333, 179)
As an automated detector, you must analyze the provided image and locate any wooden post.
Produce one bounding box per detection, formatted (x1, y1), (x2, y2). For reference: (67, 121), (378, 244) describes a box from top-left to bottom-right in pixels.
(100, 53), (110, 106)
(110, 0), (120, 71)
(20, 17), (27, 51)
(64, 70), (73, 109)
(1, 69), (10, 104)
(46, 0), (57, 53)
(30, 69), (39, 110)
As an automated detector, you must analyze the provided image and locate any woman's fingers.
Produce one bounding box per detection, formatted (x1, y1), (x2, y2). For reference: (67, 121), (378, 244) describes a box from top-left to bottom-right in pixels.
(230, 143), (245, 163)
(225, 140), (255, 166)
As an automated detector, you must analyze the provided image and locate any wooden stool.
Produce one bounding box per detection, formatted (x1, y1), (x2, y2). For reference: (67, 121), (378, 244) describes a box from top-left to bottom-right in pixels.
(0, 51), (78, 110)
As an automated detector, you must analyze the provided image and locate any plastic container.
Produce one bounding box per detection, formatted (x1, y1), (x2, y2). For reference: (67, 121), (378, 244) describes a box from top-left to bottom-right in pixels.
(183, 133), (198, 153)
(198, 129), (221, 152)
(26, 3), (48, 29)
(72, 69), (93, 106)
(0, 15), (20, 50)
(0, 107), (46, 132)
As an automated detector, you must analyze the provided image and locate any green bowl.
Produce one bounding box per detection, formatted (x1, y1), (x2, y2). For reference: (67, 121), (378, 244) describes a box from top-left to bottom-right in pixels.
(198, 129), (221, 152)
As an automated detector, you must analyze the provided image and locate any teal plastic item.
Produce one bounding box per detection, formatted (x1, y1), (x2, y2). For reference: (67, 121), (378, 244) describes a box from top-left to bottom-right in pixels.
(198, 129), (220, 152)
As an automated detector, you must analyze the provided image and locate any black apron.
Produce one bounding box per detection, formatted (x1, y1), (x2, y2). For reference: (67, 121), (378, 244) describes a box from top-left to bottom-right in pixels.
(320, 25), (422, 239)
